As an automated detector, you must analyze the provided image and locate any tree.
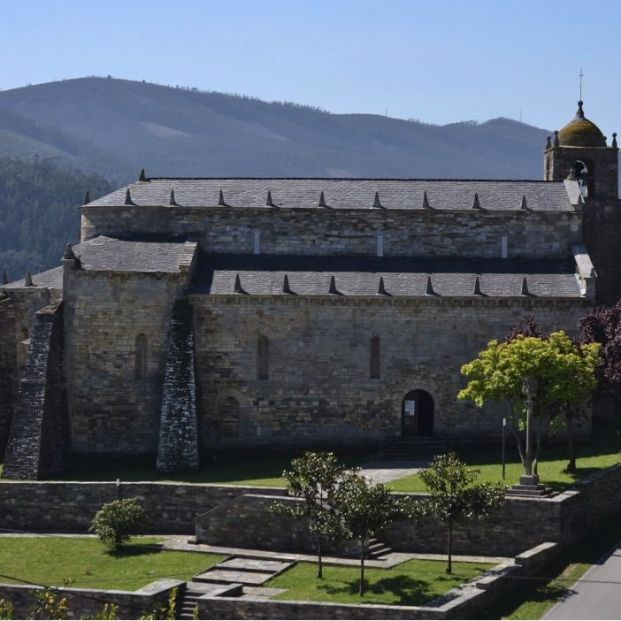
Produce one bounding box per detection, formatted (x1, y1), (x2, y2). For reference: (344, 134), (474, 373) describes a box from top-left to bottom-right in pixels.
(420, 453), (505, 574)
(581, 300), (621, 392)
(89, 498), (149, 551)
(272, 452), (348, 578)
(459, 330), (600, 476)
(332, 472), (399, 596)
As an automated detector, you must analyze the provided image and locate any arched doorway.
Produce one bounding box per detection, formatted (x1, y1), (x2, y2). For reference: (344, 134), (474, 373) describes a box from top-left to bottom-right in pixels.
(402, 390), (434, 437)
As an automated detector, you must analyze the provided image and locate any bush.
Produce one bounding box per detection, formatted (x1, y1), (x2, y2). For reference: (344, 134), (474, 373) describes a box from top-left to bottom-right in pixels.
(89, 498), (149, 550)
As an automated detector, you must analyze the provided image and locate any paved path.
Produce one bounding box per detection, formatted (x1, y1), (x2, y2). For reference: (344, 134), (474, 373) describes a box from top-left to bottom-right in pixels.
(545, 541), (621, 620)
(359, 459), (424, 484)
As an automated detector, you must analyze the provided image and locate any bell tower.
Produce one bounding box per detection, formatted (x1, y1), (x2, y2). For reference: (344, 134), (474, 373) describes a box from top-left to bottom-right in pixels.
(544, 101), (618, 199)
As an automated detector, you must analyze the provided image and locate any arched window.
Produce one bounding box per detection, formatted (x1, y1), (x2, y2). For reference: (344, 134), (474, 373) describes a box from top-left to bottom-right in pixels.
(573, 159), (595, 196)
(135, 334), (147, 380)
(257, 335), (269, 380)
(370, 336), (380, 379)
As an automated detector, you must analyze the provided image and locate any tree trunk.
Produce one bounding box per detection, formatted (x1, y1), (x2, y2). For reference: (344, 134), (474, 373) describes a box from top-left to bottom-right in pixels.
(317, 536), (323, 579)
(446, 521), (453, 574)
(565, 416), (577, 474)
(533, 422), (542, 477)
(359, 539), (366, 596)
(509, 411), (525, 466)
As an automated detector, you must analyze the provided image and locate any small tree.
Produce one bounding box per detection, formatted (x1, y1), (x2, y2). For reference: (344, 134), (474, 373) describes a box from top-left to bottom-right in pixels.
(420, 453), (505, 574)
(459, 330), (600, 476)
(272, 452), (348, 578)
(332, 472), (398, 596)
(89, 498), (149, 551)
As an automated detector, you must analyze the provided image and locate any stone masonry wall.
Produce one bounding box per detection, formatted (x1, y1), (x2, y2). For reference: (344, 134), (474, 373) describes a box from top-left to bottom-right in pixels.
(81, 206), (583, 260)
(0, 579), (183, 620)
(0, 481), (286, 533)
(0, 297), (17, 459)
(583, 198), (621, 304)
(3, 303), (69, 479)
(156, 298), (199, 472)
(62, 269), (187, 454)
(193, 295), (589, 449)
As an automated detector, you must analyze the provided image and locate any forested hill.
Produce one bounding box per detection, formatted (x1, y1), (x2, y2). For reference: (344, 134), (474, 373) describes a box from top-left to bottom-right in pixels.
(0, 158), (111, 281)
(0, 77), (550, 181)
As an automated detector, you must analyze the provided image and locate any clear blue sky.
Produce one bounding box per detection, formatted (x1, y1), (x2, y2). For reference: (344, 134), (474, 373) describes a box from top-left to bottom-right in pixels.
(1, 0), (620, 134)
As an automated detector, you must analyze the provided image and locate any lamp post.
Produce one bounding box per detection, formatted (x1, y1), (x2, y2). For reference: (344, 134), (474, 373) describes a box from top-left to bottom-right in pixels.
(520, 375), (539, 487)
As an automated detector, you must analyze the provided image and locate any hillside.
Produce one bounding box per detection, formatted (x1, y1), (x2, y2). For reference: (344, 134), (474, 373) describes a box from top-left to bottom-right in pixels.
(0, 158), (111, 280)
(0, 77), (550, 181)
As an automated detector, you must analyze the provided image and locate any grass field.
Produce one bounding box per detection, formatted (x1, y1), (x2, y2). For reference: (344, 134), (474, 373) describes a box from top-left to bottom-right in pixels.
(390, 420), (621, 493)
(267, 559), (493, 606)
(0, 537), (224, 591)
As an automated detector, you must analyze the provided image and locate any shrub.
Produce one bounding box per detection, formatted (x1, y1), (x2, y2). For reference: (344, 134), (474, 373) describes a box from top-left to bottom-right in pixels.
(89, 498), (149, 550)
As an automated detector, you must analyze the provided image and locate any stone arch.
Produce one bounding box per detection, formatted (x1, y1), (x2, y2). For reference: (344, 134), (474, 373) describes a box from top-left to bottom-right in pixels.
(391, 378), (442, 434)
(214, 389), (251, 439)
(402, 389), (435, 437)
(572, 157), (595, 196)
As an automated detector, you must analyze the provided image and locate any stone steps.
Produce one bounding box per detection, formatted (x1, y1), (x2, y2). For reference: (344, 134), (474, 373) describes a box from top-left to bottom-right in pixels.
(192, 555), (295, 587)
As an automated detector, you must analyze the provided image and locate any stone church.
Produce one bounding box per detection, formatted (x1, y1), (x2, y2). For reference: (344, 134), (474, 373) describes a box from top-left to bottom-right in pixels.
(0, 101), (619, 479)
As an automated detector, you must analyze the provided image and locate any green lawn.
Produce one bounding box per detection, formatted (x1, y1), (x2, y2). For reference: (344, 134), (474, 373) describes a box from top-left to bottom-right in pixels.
(267, 559), (493, 606)
(51, 457), (292, 487)
(390, 420), (621, 493)
(0, 537), (224, 591)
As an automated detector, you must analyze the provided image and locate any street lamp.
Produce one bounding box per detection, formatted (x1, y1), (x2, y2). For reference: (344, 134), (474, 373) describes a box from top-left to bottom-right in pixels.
(520, 375), (539, 487)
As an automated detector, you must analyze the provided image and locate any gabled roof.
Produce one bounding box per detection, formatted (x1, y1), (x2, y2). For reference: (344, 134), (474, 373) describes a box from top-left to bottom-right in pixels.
(88, 178), (575, 212)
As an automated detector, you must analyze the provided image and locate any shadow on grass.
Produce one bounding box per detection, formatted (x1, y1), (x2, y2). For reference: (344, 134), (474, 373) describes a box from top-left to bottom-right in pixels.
(482, 513), (621, 619)
(318, 574), (434, 606)
(108, 542), (163, 558)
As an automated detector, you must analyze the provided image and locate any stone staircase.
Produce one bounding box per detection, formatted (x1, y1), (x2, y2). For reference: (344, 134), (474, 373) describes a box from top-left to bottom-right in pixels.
(379, 437), (447, 462)
(178, 556), (294, 619)
(366, 537), (393, 559)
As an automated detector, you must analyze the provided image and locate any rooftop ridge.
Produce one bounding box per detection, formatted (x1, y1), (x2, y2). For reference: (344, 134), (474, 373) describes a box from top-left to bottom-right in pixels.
(143, 176), (558, 183)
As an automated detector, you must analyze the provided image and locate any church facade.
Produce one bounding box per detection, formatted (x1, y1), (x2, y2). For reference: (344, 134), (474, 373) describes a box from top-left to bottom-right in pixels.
(0, 102), (619, 478)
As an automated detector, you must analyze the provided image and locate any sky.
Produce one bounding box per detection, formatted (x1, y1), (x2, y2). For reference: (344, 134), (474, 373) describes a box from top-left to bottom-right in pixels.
(0, 0), (620, 135)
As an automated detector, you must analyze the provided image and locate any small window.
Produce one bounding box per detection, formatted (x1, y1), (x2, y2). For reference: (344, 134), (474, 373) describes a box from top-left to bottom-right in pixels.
(501, 236), (508, 259)
(370, 336), (380, 379)
(257, 335), (269, 380)
(135, 334), (147, 380)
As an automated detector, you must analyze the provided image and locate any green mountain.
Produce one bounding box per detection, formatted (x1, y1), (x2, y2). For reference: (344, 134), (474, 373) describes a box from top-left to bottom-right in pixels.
(0, 158), (111, 281)
(0, 77), (550, 181)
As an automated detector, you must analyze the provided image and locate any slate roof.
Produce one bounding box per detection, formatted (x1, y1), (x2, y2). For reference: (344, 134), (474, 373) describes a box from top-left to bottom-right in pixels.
(2, 266), (64, 290)
(88, 178), (575, 212)
(2, 237), (197, 288)
(71, 236), (196, 273)
(191, 254), (583, 298)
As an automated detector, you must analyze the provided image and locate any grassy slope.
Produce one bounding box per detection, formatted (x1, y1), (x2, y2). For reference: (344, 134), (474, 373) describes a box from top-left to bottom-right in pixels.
(0, 537), (223, 591)
(267, 559), (493, 606)
(482, 514), (621, 619)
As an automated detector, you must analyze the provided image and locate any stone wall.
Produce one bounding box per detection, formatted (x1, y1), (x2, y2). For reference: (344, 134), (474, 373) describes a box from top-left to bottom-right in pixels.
(62, 268), (188, 454)
(3, 303), (69, 479)
(156, 298), (199, 472)
(193, 295), (589, 448)
(583, 198), (621, 304)
(0, 481), (286, 533)
(82, 205), (583, 260)
(0, 579), (183, 620)
(0, 297), (17, 459)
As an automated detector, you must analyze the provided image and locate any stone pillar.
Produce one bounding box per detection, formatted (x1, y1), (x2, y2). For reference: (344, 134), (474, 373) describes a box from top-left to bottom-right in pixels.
(156, 298), (199, 472)
(3, 302), (69, 480)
